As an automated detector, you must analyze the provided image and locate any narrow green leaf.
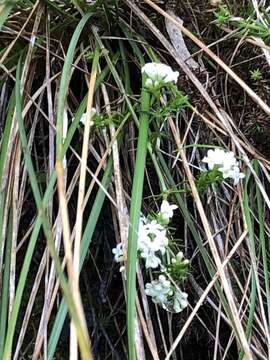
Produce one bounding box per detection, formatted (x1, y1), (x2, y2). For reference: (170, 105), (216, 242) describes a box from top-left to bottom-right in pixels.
(255, 161), (270, 326)
(127, 79), (151, 360)
(0, 208), (13, 354)
(56, 11), (93, 159)
(0, 4), (13, 30)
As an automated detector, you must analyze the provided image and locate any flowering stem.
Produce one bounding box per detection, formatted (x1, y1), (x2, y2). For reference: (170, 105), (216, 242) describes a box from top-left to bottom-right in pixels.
(127, 79), (151, 360)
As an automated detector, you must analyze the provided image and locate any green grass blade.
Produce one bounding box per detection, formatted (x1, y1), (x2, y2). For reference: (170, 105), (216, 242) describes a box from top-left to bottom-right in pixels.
(127, 80), (151, 360)
(0, 88), (15, 279)
(0, 208), (13, 354)
(240, 170), (256, 360)
(56, 11), (93, 159)
(255, 161), (270, 326)
(0, 4), (13, 30)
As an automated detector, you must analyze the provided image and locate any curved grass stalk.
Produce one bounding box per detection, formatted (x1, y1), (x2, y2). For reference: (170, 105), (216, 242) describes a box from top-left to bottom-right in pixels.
(0, 88), (15, 286)
(55, 10), (93, 301)
(244, 173), (257, 329)
(239, 171), (257, 360)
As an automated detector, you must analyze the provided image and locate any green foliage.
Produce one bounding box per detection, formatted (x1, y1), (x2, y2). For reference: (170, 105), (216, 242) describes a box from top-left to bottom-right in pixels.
(167, 253), (189, 282)
(0, 0), (18, 4)
(1, 1), (269, 359)
(214, 5), (231, 24)
(166, 89), (190, 112)
(233, 17), (270, 40)
(94, 113), (122, 128)
(215, 5), (270, 42)
(196, 167), (223, 193)
(250, 68), (263, 82)
(127, 76), (151, 360)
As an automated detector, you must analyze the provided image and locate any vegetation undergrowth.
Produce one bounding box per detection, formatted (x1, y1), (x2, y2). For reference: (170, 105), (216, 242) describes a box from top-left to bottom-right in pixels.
(0, 0), (270, 359)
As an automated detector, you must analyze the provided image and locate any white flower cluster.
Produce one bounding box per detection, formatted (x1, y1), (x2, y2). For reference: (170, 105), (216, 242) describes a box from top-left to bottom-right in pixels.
(112, 200), (189, 313)
(145, 275), (188, 313)
(202, 148), (245, 185)
(138, 218), (167, 269)
(112, 243), (124, 263)
(173, 287), (189, 313)
(112, 200), (177, 268)
(142, 63), (179, 89)
(80, 107), (97, 126)
(138, 200), (178, 268)
(145, 275), (173, 305)
(159, 200), (178, 224)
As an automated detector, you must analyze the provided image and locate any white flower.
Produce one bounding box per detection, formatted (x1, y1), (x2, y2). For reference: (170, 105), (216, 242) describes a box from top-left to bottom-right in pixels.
(159, 200), (178, 222)
(151, 229), (168, 254)
(145, 275), (173, 305)
(144, 219), (164, 234)
(172, 251), (183, 263)
(145, 276), (189, 313)
(202, 148), (245, 185)
(142, 250), (161, 269)
(139, 234), (168, 255)
(80, 107), (97, 126)
(112, 243), (124, 263)
(142, 63), (179, 88)
(202, 149), (236, 170)
(173, 289), (188, 313)
(138, 218), (168, 268)
(223, 165), (245, 185)
(138, 234), (166, 268)
(220, 151), (238, 170)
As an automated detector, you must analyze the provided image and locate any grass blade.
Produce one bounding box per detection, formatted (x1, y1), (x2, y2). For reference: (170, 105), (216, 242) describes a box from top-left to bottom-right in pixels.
(0, 4), (13, 30)
(127, 80), (151, 360)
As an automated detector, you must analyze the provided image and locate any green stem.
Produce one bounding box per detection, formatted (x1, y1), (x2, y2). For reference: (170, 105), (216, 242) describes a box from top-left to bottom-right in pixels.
(239, 170), (256, 360)
(0, 208), (12, 354)
(127, 79), (150, 360)
(255, 161), (270, 327)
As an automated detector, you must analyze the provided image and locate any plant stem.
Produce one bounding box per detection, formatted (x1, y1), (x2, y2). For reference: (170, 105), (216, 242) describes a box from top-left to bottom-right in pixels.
(127, 79), (150, 360)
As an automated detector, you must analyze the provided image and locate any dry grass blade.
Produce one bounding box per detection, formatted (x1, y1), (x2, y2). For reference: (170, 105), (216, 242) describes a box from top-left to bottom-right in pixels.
(70, 46), (99, 360)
